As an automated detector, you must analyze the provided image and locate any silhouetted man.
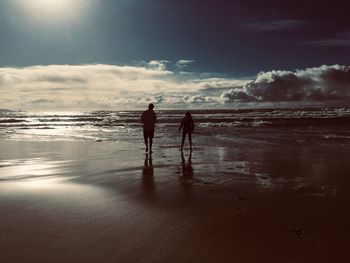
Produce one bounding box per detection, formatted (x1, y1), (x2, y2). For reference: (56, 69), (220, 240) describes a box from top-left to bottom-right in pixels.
(141, 103), (157, 153)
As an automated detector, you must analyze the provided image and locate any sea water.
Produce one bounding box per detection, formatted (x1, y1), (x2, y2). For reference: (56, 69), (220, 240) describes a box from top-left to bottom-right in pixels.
(1, 108), (350, 146)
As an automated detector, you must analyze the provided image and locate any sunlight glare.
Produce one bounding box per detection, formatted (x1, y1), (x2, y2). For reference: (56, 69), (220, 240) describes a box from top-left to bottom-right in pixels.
(16, 0), (84, 24)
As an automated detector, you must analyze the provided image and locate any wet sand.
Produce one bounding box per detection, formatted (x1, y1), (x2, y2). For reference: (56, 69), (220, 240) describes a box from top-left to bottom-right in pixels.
(0, 140), (350, 262)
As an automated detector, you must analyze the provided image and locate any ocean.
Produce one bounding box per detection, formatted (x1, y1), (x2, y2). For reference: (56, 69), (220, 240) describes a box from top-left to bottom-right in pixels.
(1, 108), (350, 146)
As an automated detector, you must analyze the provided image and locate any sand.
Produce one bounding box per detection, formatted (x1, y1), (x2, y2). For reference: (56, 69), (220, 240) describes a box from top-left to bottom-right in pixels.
(0, 140), (350, 262)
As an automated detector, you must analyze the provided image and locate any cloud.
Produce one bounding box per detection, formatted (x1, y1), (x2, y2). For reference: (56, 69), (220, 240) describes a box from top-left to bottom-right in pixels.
(176, 59), (195, 69)
(194, 78), (247, 90)
(301, 32), (350, 47)
(0, 63), (246, 110)
(183, 95), (205, 104)
(1, 63), (350, 110)
(302, 39), (350, 47)
(222, 65), (350, 103)
(30, 99), (54, 104)
(0, 64), (173, 110)
(147, 60), (170, 71)
(244, 20), (304, 32)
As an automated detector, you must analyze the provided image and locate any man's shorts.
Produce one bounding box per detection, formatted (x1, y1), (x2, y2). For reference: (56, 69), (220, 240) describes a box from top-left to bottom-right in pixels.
(143, 129), (154, 139)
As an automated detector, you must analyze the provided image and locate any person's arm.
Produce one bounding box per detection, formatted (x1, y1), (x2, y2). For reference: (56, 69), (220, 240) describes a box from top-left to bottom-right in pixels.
(179, 118), (184, 131)
(141, 112), (144, 123)
(191, 119), (194, 132)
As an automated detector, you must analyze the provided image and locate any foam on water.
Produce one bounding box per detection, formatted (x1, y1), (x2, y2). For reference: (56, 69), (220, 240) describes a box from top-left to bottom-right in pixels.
(1, 108), (350, 145)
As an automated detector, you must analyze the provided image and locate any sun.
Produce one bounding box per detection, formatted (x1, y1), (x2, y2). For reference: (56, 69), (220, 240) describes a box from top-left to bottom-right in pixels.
(15, 0), (84, 24)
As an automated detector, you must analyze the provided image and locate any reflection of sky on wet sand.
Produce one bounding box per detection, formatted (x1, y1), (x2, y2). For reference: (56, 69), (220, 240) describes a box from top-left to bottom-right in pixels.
(0, 158), (82, 194)
(0, 157), (134, 220)
(0, 158), (68, 179)
(0, 157), (105, 204)
(191, 145), (342, 195)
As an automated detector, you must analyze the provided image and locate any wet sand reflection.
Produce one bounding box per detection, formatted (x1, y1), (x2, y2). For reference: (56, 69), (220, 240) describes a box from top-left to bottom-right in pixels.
(141, 154), (156, 200)
(179, 150), (194, 185)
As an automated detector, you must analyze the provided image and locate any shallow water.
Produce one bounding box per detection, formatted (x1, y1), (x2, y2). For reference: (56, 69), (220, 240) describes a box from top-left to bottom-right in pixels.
(1, 108), (350, 146)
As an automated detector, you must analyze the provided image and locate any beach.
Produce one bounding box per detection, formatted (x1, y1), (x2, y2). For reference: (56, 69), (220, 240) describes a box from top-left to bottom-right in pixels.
(1, 136), (350, 262)
(1, 0), (350, 260)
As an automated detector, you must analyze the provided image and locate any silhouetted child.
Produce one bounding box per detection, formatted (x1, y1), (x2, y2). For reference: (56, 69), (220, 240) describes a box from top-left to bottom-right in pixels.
(179, 111), (194, 151)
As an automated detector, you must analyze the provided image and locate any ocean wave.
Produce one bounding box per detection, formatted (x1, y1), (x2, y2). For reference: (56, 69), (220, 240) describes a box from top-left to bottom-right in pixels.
(1, 108), (350, 141)
(322, 134), (350, 140)
(198, 120), (271, 128)
(0, 119), (27, 123)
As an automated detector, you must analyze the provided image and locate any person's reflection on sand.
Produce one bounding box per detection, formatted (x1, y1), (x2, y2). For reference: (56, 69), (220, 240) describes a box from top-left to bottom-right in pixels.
(142, 154), (156, 200)
(179, 151), (193, 184)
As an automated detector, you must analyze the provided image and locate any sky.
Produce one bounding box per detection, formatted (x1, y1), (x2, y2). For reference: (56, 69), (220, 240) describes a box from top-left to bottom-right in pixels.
(0, 0), (350, 110)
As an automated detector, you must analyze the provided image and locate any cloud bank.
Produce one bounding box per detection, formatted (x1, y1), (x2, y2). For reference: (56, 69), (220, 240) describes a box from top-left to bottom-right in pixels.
(0, 62), (246, 110)
(222, 65), (350, 105)
(0, 63), (349, 110)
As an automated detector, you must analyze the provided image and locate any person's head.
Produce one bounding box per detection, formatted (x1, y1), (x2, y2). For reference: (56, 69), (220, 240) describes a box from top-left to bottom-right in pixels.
(185, 111), (191, 118)
(148, 103), (154, 110)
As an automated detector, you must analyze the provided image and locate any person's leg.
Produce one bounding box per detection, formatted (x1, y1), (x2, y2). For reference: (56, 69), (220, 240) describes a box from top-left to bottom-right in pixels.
(144, 138), (148, 152)
(149, 129), (154, 153)
(149, 137), (153, 153)
(181, 131), (186, 149)
(188, 132), (192, 151)
(143, 130), (148, 151)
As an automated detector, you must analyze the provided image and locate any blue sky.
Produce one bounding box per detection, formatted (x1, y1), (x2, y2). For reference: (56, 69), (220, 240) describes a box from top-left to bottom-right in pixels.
(0, 0), (350, 110)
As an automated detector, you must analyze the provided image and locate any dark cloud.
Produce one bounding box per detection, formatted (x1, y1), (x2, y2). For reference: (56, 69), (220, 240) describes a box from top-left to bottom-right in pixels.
(222, 65), (350, 103)
(221, 90), (256, 102)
